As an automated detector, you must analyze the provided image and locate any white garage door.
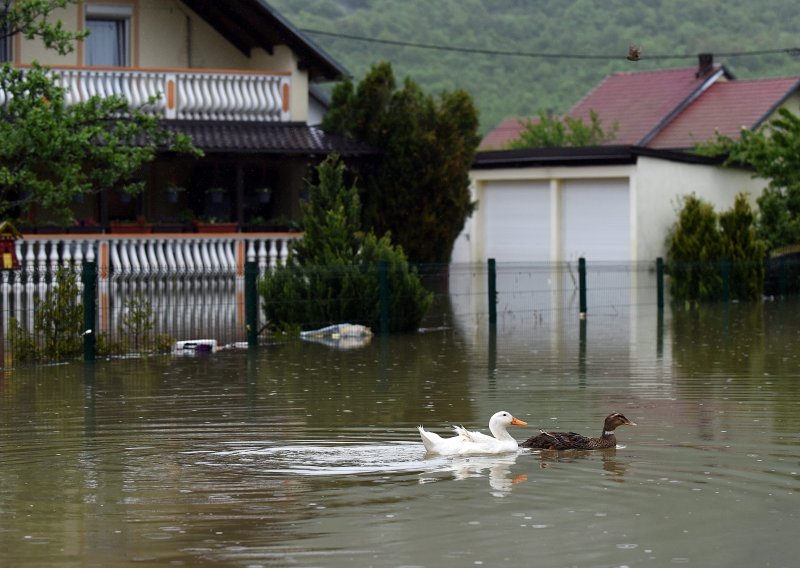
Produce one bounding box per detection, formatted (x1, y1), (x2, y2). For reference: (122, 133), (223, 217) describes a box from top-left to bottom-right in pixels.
(562, 179), (630, 261)
(484, 180), (550, 261)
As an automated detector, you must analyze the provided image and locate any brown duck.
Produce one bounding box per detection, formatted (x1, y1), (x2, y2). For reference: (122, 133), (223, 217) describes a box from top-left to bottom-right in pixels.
(519, 412), (637, 450)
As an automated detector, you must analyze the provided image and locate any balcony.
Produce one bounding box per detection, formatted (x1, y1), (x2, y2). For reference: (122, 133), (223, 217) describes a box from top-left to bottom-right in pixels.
(35, 66), (291, 122)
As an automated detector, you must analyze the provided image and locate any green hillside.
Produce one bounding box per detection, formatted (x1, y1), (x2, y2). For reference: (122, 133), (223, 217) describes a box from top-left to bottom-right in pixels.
(268, 0), (800, 134)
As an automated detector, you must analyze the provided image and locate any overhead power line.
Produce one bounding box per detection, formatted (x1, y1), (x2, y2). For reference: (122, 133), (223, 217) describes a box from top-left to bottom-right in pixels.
(301, 28), (800, 62)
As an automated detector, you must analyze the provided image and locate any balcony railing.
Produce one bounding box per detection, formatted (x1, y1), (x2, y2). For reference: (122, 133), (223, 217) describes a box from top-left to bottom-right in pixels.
(10, 234), (299, 281)
(34, 66), (291, 122)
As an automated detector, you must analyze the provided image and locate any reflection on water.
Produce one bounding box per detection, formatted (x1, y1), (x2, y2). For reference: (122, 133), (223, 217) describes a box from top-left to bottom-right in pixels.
(530, 447), (632, 480)
(420, 452), (527, 496)
(1, 298), (800, 567)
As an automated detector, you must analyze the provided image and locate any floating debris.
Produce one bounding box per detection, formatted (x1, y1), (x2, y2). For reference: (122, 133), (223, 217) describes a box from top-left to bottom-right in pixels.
(300, 323), (373, 349)
(173, 339), (218, 354)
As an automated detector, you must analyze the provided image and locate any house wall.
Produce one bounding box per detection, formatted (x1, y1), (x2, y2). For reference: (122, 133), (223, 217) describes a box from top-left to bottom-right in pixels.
(767, 92), (800, 120)
(13, 0), (310, 121)
(453, 157), (766, 265)
(634, 157), (766, 260)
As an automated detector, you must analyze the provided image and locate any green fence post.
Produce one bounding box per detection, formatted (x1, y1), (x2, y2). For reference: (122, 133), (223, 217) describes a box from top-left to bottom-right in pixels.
(244, 260), (258, 348)
(656, 257), (665, 310)
(82, 261), (96, 362)
(579, 257), (587, 318)
(488, 258), (497, 326)
(379, 260), (389, 334)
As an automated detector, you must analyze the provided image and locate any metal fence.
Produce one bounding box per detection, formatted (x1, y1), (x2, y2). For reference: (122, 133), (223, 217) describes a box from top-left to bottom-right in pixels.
(2, 255), (798, 367)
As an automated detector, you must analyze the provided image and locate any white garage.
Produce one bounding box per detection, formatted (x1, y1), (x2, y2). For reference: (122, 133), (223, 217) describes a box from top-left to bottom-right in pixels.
(483, 180), (551, 262)
(452, 147), (765, 265)
(561, 178), (630, 261)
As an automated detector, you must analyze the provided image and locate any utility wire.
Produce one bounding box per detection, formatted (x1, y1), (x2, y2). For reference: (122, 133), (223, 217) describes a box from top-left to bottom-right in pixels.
(302, 28), (800, 62)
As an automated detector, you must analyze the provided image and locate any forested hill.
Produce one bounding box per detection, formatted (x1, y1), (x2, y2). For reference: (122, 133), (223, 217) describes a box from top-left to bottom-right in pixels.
(267, 0), (800, 134)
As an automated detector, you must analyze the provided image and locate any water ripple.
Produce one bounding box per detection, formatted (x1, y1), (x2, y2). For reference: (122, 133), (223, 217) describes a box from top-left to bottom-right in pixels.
(194, 441), (430, 476)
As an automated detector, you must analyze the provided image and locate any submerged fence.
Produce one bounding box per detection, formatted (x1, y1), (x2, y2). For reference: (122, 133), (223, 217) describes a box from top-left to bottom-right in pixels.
(2, 254), (798, 367)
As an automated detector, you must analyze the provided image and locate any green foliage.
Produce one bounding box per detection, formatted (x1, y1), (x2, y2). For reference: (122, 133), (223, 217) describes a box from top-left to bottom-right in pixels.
(323, 62), (480, 263)
(9, 271), (173, 361)
(666, 194), (766, 303)
(666, 195), (722, 302)
(267, 0), (800, 135)
(119, 294), (153, 352)
(0, 4), (199, 224)
(698, 108), (800, 250)
(9, 266), (83, 362)
(258, 155), (432, 332)
(508, 110), (617, 148)
(97, 294), (174, 356)
(718, 195), (767, 301)
(1, 0), (88, 56)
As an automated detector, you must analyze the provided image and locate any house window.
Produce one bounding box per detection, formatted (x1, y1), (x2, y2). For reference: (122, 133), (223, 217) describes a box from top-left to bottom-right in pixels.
(85, 4), (133, 67)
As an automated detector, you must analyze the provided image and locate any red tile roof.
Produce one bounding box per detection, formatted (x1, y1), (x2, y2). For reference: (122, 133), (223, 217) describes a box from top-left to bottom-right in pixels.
(647, 77), (800, 149)
(479, 116), (532, 150)
(479, 61), (800, 152)
(161, 121), (376, 155)
(568, 65), (725, 145)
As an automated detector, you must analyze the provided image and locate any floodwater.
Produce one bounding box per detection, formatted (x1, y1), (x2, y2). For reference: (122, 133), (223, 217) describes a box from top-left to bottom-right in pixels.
(1, 299), (799, 567)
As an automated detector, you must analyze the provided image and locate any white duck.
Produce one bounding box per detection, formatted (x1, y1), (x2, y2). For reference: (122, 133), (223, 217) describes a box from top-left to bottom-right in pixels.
(418, 411), (528, 456)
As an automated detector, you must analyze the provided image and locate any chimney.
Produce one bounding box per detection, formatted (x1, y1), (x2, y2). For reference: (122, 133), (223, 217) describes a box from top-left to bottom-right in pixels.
(696, 53), (714, 77)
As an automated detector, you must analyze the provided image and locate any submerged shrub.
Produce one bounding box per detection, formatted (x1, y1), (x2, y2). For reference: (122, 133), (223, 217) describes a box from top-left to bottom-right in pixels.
(10, 272), (174, 362)
(666, 194), (766, 303)
(9, 267), (83, 362)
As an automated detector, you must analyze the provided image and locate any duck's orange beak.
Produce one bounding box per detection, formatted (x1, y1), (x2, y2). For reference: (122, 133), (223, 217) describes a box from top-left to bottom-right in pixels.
(511, 417), (527, 426)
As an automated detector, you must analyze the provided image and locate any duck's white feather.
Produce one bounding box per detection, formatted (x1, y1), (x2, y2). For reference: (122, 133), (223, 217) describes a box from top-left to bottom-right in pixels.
(418, 411), (528, 456)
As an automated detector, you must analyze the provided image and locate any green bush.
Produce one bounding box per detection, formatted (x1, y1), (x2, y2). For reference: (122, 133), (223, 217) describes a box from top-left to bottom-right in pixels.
(9, 272), (174, 362)
(666, 194), (766, 303)
(719, 195), (766, 301)
(97, 294), (174, 356)
(9, 266), (83, 362)
(258, 155), (432, 332)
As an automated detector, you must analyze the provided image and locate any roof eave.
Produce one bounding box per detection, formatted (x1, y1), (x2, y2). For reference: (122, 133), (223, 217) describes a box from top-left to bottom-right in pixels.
(473, 146), (637, 169)
(180, 0), (350, 82)
(471, 145), (732, 169)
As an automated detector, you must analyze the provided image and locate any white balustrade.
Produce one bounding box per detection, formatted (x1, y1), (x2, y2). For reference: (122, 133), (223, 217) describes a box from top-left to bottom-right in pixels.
(44, 67), (290, 122)
(12, 234), (296, 280)
(2, 234), (298, 343)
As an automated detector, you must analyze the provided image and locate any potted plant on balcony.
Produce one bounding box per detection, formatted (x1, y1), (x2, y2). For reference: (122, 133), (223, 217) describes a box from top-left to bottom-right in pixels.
(241, 215), (270, 233)
(110, 216), (153, 234)
(152, 213), (190, 233)
(242, 215), (302, 233)
(192, 217), (238, 233)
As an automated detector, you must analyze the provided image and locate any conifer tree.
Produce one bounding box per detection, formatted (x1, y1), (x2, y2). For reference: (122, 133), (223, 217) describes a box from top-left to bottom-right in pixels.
(259, 155), (432, 332)
(323, 62), (479, 264)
